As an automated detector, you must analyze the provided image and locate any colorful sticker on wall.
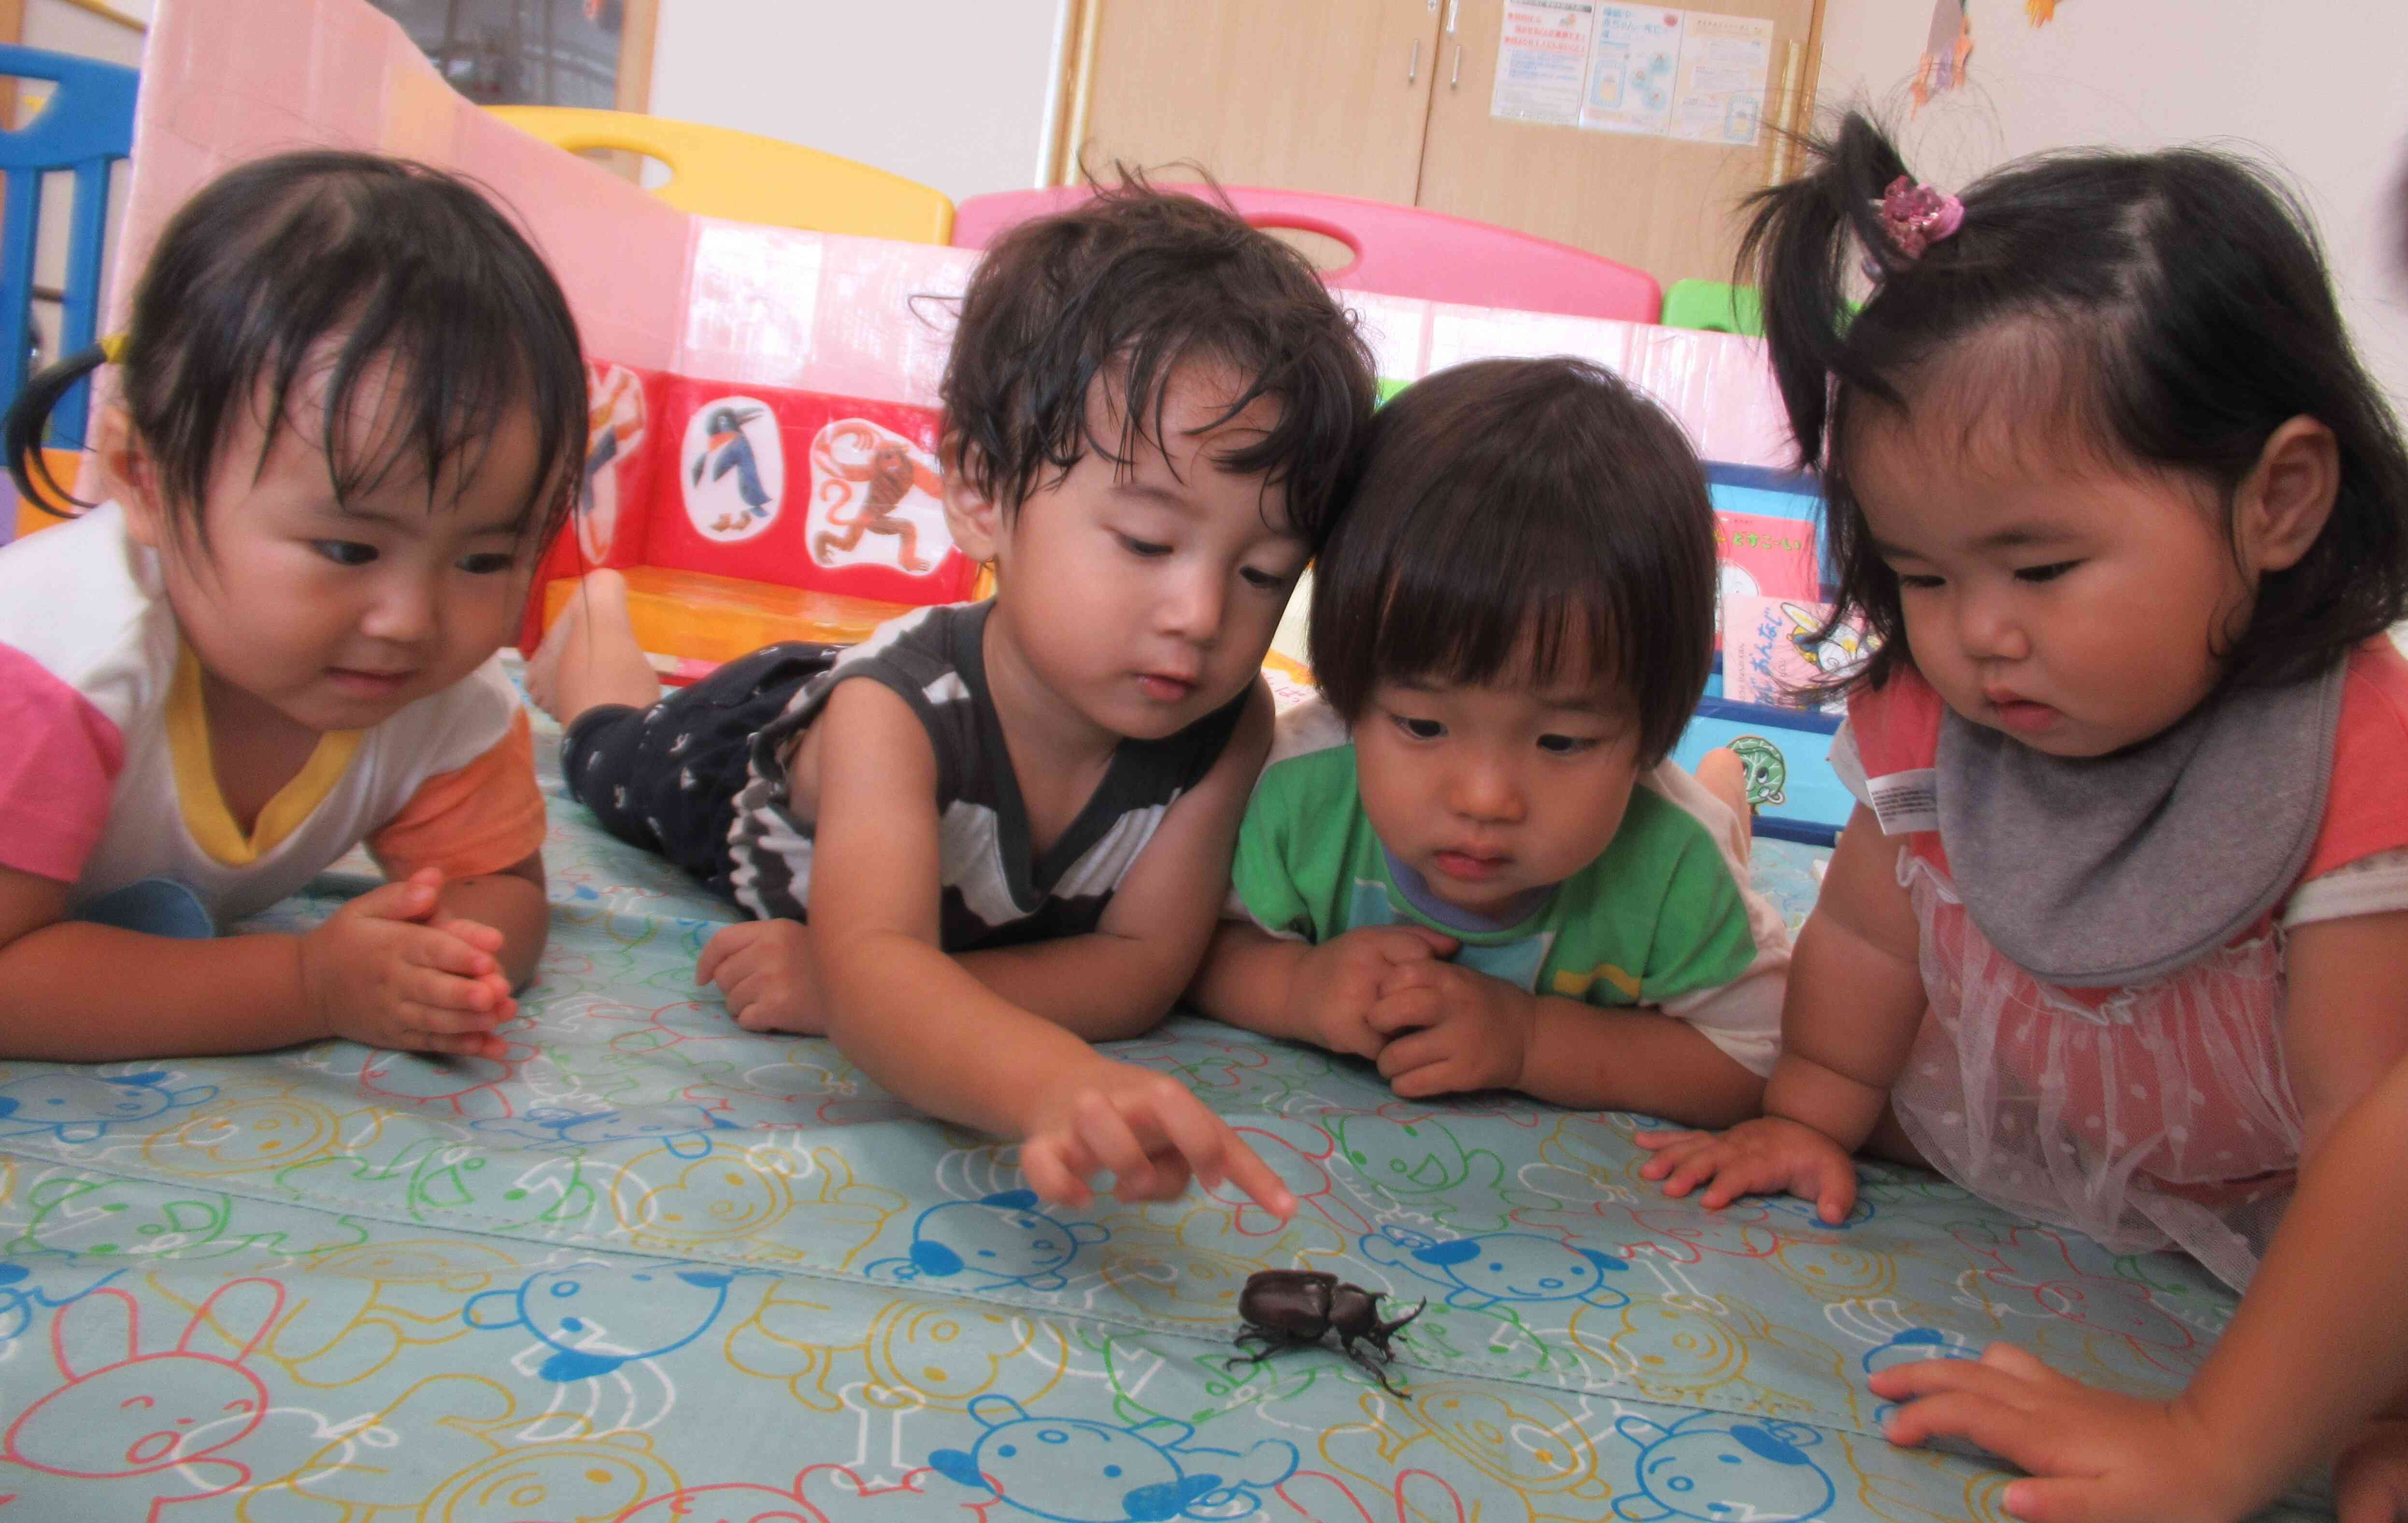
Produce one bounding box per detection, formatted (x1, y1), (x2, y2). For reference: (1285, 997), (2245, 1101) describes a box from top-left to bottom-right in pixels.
(1912, 0), (1972, 112)
(578, 361), (647, 563)
(806, 418), (948, 575)
(681, 397), (785, 544)
(1722, 593), (1874, 711)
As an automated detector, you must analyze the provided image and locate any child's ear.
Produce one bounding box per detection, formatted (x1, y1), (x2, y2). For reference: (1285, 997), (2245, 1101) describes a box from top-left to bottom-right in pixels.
(2236, 415), (2339, 576)
(91, 407), (167, 550)
(938, 434), (1007, 565)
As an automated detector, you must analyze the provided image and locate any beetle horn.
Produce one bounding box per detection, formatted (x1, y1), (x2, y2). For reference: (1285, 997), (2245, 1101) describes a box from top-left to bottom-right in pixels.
(1379, 1299), (1427, 1338)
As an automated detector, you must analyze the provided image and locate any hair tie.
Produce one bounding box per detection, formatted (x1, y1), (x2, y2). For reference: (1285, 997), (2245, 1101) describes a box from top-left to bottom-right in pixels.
(99, 331), (128, 363)
(1874, 176), (1964, 259)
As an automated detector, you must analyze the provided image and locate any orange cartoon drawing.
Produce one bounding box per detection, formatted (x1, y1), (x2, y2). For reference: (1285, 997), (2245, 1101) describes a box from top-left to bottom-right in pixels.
(808, 420), (947, 575)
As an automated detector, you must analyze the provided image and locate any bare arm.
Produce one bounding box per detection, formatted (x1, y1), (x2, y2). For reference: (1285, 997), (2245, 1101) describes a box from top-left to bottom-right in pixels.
(435, 850), (549, 991)
(807, 679), (1290, 1212)
(1516, 995), (1765, 1125)
(949, 682), (1276, 1040)
(1761, 806), (1927, 1142)
(1880, 1048), (2408, 1523)
(0, 863), (314, 1058)
(1636, 806), (1927, 1219)
(2277, 908), (2408, 1157)
(0, 860), (516, 1061)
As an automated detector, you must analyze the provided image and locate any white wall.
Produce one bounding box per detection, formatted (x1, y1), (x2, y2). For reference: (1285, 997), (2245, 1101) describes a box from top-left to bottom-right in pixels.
(646, 0), (1067, 206)
(1815, 0), (2408, 410)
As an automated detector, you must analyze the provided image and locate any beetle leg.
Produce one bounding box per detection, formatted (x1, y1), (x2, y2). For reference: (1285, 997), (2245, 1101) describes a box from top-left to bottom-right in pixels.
(1342, 1336), (1411, 1399)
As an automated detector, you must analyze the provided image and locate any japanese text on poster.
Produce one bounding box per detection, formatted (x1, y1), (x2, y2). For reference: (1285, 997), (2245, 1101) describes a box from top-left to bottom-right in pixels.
(1496, 1), (1774, 148)
(1668, 9), (1773, 144)
(1491, 0), (1597, 126)
(1582, 6), (1683, 135)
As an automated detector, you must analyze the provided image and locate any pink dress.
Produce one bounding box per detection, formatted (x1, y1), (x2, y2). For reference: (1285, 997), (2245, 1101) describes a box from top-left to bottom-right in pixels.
(1842, 641), (2408, 1288)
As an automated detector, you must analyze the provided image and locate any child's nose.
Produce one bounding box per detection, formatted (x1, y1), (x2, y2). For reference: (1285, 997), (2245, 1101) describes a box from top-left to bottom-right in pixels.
(1448, 759), (1524, 822)
(1155, 568), (1225, 645)
(1957, 588), (2030, 662)
(361, 574), (438, 643)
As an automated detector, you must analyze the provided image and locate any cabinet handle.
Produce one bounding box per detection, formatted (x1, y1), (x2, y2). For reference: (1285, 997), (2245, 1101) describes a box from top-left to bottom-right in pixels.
(1445, 0), (1460, 33)
(1451, 42), (1462, 86)
(1408, 40), (1420, 83)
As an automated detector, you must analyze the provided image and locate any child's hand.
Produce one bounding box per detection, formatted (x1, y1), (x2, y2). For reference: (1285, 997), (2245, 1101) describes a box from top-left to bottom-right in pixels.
(1288, 925), (1457, 1058)
(298, 868), (515, 1059)
(1635, 1115), (1859, 1222)
(1877, 1342), (2261, 1523)
(697, 920), (825, 1034)
(1366, 959), (1537, 1098)
(1018, 1059), (1297, 1220)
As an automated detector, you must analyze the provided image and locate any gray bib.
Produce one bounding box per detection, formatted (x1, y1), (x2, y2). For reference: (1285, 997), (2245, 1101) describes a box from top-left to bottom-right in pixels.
(1935, 659), (2345, 987)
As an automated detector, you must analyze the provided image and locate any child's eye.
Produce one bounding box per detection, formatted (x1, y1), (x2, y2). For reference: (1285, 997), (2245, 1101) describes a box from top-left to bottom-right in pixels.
(313, 540), (378, 566)
(1537, 733), (1600, 756)
(456, 552), (518, 575)
(1894, 571), (1944, 590)
(1239, 565), (1290, 592)
(1391, 714), (1445, 742)
(2014, 560), (2079, 584)
(1117, 534), (1172, 559)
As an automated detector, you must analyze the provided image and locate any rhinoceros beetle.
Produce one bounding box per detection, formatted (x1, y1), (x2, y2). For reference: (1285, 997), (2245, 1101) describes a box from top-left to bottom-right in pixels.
(1227, 1269), (1425, 1396)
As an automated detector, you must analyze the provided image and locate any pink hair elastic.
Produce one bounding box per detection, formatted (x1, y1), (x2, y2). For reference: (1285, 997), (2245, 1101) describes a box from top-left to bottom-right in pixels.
(1875, 176), (1965, 259)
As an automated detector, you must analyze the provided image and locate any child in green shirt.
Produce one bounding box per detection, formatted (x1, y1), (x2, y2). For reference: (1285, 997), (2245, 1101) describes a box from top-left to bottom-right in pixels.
(1189, 357), (1789, 1126)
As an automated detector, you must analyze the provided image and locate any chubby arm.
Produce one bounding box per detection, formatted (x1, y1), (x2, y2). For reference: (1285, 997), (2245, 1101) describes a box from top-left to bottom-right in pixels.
(2277, 908), (2408, 1158)
(1512, 993), (1765, 1124)
(1762, 806), (1926, 1139)
(434, 851), (549, 991)
(808, 679), (1291, 1214)
(1879, 1049), (2408, 1523)
(953, 680), (1276, 1040)
(0, 861), (516, 1061)
(1638, 806), (1926, 1218)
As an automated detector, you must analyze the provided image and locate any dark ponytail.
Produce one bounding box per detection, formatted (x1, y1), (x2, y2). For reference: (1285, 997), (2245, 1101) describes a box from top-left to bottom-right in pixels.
(4, 342), (108, 517)
(1741, 110), (2408, 694)
(1737, 114), (1911, 474)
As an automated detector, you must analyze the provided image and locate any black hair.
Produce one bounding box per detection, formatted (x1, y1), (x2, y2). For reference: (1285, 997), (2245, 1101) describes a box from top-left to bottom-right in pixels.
(938, 168), (1377, 551)
(1745, 111), (2408, 692)
(6, 150), (587, 552)
(1308, 357), (1716, 765)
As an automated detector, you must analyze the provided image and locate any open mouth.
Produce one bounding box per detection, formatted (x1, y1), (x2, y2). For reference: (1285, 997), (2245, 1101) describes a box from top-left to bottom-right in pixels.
(1135, 672), (1197, 702)
(1431, 849), (1509, 882)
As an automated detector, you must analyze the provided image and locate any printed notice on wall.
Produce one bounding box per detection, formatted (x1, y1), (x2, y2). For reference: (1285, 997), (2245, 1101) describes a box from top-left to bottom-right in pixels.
(1491, 0), (1597, 126)
(1666, 9), (1772, 144)
(1582, 6), (1684, 135)
(1496, 2), (1773, 146)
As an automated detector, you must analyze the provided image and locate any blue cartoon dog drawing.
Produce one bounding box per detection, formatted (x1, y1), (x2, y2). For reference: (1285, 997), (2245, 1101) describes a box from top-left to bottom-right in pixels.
(464, 1260), (755, 1380)
(929, 1395), (1297, 1522)
(1614, 1412), (1835, 1522)
(1363, 1226), (1631, 1311)
(867, 1189), (1106, 1292)
(0, 1071), (214, 1143)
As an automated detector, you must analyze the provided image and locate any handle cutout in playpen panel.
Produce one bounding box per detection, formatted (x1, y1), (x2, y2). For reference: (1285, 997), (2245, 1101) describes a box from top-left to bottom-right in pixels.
(1250, 216), (1362, 279)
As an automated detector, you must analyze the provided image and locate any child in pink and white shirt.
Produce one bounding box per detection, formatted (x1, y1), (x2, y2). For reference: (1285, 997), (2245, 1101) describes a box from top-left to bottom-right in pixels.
(0, 150), (587, 1062)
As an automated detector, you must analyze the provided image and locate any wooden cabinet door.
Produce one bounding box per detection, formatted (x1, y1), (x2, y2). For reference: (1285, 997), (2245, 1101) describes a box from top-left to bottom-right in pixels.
(1415, 0), (1818, 288)
(1079, 0), (1446, 206)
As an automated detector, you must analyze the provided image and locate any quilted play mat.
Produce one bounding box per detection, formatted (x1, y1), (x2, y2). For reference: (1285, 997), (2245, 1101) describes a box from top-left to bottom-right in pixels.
(0, 683), (2328, 1522)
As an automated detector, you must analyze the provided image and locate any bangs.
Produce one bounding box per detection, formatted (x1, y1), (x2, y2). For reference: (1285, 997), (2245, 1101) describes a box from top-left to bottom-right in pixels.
(121, 153), (586, 551)
(1310, 358), (1718, 763)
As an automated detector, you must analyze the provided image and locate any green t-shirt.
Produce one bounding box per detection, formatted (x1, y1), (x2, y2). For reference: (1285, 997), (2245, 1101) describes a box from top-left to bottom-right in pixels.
(1231, 739), (1761, 1008)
